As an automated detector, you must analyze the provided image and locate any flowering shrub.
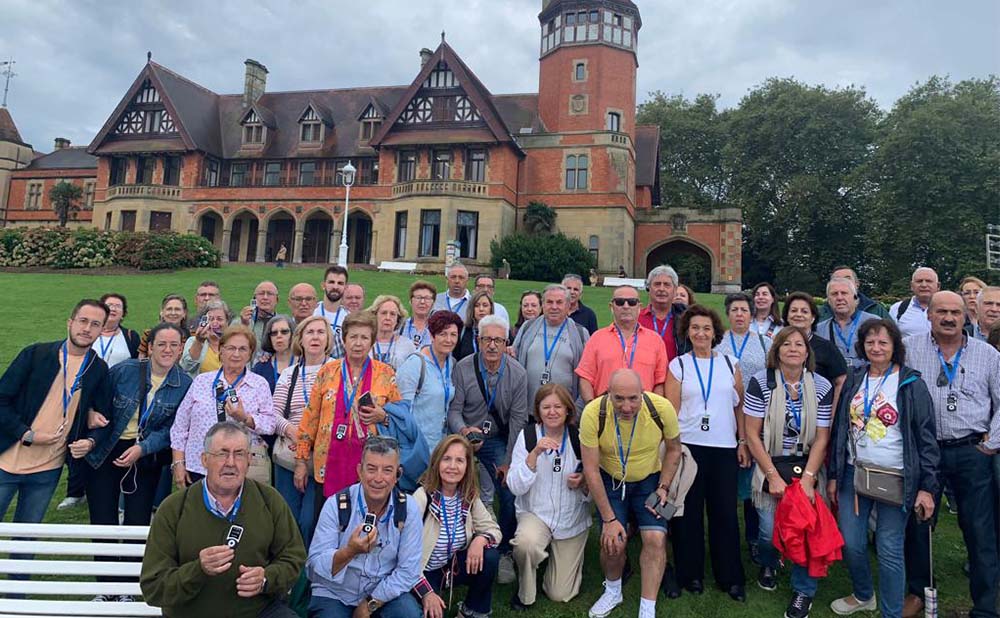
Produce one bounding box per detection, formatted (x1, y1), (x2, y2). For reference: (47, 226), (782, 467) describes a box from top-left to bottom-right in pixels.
(0, 227), (220, 270)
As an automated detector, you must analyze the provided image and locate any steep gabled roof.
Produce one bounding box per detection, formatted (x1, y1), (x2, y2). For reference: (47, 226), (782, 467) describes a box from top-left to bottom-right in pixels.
(356, 95), (388, 121)
(0, 108), (28, 146)
(370, 41), (522, 151)
(635, 124), (661, 205)
(300, 100), (334, 126)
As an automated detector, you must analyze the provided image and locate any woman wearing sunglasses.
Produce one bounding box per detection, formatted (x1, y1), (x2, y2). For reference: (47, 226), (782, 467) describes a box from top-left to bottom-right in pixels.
(251, 315), (297, 393)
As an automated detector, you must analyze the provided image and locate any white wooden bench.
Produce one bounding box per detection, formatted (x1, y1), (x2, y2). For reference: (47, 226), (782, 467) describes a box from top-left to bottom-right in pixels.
(378, 261), (417, 273)
(602, 276), (647, 290)
(0, 522), (161, 617)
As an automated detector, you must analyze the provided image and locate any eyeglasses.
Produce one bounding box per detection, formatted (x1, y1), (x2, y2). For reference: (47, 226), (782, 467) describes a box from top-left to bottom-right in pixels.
(222, 345), (251, 355)
(72, 317), (104, 329)
(612, 298), (639, 307)
(478, 336), (506, 347)
(205, 449), (250, 462)
(411, 295), (434, 302)
(289, 296), (316, 304)
(104, 303), (123, 310)
(269, 329), (291, 336)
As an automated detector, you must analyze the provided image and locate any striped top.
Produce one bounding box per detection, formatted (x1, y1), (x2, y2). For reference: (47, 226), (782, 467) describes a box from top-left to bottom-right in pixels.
(425, 493), (466, 571)
(744, 369), (833, 454)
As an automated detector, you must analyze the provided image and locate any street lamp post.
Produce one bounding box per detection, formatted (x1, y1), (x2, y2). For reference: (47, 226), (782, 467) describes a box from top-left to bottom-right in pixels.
(337, 161), (357, 267)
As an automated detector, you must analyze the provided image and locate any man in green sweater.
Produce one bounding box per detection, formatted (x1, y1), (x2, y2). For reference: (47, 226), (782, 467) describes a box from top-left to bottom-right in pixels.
(141, 421), (306, 617)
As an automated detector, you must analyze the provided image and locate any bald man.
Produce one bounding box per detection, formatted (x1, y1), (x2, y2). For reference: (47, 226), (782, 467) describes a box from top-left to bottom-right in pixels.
(432, 263), (471, 323)
(234, 281), (279, 352)
(580, 369), (682, 618)
(287, 283), (318, 323)
(889, 267), (940, 338)
(902, 291), (1000, 618)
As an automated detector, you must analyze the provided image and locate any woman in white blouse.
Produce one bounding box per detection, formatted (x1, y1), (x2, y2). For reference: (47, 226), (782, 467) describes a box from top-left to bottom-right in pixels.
(665, 304), (750, 602)
(507, 383), (590, 610)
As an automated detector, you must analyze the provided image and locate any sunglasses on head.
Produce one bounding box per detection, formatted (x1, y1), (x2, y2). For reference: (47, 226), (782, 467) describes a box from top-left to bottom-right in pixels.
(612, 298), (639, 307)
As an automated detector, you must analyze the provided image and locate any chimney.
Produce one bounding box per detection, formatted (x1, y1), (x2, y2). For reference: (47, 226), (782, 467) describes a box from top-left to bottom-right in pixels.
(419, 48), (433, 68)
(54, 137), (70, 150)
(243, 59), (268, 107)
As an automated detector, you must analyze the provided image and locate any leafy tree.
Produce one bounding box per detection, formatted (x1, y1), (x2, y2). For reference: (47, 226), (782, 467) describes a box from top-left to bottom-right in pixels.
(861, 76), (1000, 291)
(522, 201), (556, 235)
(490, 232), (594, 282)
(637, 91), (731, 210)
(48, 181), (83, 227)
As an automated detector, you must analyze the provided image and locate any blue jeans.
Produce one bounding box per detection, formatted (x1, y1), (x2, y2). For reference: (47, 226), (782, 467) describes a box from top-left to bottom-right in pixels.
(274, 464), (317, 546)
(309, 593), (421, 618)
(756, 506), (819, 597)
(475, 437), (515, 553)
(0, 467), (62, 523)
(837, 466), (907, 618)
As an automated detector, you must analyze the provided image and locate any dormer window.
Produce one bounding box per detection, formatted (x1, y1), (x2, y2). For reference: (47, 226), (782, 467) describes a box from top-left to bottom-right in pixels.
(242, 110), (264, 145)
(299, 107), (323, 144)
(359, 104), (383, 142)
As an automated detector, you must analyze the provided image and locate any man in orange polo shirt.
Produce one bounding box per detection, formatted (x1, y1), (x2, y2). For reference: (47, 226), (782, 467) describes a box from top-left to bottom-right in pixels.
(576, 286), (668, 402)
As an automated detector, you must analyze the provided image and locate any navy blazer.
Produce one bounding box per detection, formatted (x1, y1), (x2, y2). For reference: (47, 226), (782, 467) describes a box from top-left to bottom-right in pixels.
(0, 341), (112, 455)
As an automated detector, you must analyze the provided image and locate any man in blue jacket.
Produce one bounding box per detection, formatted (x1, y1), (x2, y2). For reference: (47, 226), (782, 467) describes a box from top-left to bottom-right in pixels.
(0, 299), (112, 523)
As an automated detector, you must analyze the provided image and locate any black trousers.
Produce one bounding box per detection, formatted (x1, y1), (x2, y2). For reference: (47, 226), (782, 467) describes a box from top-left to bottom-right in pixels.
(66, 456), (86, 499)
(85, 439), (166, 583)
(906, 443), (998, 618)
(670, 443), (746, 588)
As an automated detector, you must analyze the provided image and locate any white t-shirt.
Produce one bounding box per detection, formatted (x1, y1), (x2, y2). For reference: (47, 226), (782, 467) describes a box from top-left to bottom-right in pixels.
(890, 297), (930, 338)
(668, 352), (741, 448)
(849, 371), (904, 470)
(92, 329), (131, 368)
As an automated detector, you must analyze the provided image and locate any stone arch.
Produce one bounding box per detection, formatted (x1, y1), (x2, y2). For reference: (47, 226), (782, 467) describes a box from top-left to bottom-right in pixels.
(225, 208), (260, 263)
(265, 208), (297, 264)
(302, 208), (335, 264)
(196, 209), (224, 250)
(645, 237), (716, 293)
(346, 208), (373, 265)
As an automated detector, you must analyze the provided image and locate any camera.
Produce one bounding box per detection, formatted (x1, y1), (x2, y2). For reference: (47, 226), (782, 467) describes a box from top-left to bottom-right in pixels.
(361, 512), (376, 535)
(199, 315), (209, 328)
(228, 390), (239, 405)
(482, 420), (492, 435)
(225, 524), (244, 549)
(250, 298), (257, 309)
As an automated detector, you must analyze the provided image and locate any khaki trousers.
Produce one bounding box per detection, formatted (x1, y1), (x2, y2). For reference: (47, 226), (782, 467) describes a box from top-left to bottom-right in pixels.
(510, 511), (588, 604)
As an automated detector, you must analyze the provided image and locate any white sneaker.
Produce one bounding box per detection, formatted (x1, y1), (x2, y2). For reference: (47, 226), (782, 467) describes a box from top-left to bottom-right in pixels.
(57, 496), (85, 510)
(497, 552), (516, 584)
(589, 583), (624, 618)
(116, 595), (136, 603)
(91, 594), (115, 602)
(830, 594), (877, 615)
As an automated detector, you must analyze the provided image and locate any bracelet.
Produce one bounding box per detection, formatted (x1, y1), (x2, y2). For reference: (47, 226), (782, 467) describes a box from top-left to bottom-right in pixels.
(803, 469), (816, 478)
(737, 438), (747, 445)
(657, 483), (669, 492)
(170, 460), (186, 470)
(765, 468), (777, 477)
(602, 516), (618, 525)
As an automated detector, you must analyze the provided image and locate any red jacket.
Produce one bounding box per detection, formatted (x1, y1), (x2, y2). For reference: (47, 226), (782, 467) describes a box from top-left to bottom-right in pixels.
(773, 479), (844, 578)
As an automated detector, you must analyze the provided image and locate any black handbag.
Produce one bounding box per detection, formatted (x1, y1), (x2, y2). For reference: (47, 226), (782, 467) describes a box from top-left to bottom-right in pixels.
(762, 455), (808, 493)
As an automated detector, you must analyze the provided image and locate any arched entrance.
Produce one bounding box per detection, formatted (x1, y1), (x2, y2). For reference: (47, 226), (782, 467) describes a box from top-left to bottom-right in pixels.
(228, 210), (259, 263)
(302, 211), (333, 264)
(347, 210), (372, 265)
(266, 211), (296, 263)
(198, 211), (223, 250)
(646, 239), (714, 293)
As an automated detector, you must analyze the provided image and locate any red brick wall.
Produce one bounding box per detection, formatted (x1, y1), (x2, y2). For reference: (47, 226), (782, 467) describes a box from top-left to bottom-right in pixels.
(634, 222), (722, 274)
(538, 45), (637, 135)
(5, 169), (97, 223)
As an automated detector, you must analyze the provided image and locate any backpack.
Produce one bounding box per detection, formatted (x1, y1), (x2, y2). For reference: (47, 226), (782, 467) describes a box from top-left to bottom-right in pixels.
(895, 297), (911, 321)
(335, 486), (409, 532)
(522, 422), (582, 460)
(596, 392), (664, 438)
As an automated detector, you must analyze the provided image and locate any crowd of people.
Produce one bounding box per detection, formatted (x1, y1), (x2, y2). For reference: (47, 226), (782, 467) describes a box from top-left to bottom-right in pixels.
(0, 262), (998, 618)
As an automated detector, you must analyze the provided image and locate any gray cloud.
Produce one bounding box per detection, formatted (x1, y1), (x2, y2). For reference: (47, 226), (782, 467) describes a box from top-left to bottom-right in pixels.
(1, 0), (996, 151)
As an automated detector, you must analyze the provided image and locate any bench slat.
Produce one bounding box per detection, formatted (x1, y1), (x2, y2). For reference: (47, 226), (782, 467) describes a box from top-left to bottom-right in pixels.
(0, 540), (146, 557)
(0, 580), (141, 596)
(0, 523), (149, 540)
(0, 599), (160, 616)
(0, 559), (140, 576)
(378, 261), (417, 273)
(601, 276), (646, 289)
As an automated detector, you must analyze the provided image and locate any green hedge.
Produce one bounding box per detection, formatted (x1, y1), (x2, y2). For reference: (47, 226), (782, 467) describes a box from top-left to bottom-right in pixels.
(0, 227), (221, 270)
(490, 232), (595, 283)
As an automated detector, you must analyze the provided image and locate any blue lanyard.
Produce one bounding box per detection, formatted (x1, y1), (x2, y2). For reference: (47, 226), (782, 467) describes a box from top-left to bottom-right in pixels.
(341, 358), (371, 413)
(691, 352), (714, 411)
(357, 489), (394, 526)
(202, 481), (242, 523)
(729, 331), (750, 361)
(652, 313), (672, 339)
(615, 326), (638, 369)
(272, 356), (294, 384)
(555, 427), (568, 456)
(542, 320), (568, 368)
(478, 354), (506, 412)
(863, 364), (894, 422)
(447, 296), (467, 314)
(61, 343), (93, 419)
(936, 348), (962, 389)
(437, 492), (461, 556)
(613, 406), (639, 478)
(97, 330), (117, 360)
(374, 337), (395, 363)
(780, 372), (803, 430)
(430, 352), (451, 412)
(833, 312), (862, 352)
(300, 364), (311, 408)
(321, 306), (343, 331)
(213, 367), (245, 401)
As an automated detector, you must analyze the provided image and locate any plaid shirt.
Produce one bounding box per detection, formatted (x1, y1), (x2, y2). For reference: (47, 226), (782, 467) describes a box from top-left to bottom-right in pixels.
(904, 333), (1000, 449)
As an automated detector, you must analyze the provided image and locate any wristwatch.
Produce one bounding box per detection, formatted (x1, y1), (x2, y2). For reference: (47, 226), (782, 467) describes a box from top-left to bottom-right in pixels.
(21, 430), (34, 447)
(366, 597), (381, 612)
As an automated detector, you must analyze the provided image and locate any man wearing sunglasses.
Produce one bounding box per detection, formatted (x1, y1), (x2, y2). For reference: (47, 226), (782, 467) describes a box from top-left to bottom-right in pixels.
(901, 291), (1000, 618)
(576, 286), (668, 403)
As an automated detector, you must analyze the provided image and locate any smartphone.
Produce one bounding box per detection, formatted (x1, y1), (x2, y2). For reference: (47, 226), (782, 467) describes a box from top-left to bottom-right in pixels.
(644, 492), (678, 521)
(250, 298), (257, 309)
(361, 512), (377, 534)
(199, 315), (209, 328)
(358, 391), (375, 409)
(467, 432), (485, 445)
(225, 524), (244, 549)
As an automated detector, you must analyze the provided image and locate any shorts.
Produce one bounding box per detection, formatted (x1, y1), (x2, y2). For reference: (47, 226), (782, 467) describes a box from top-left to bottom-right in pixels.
(600, 470), (668, 532)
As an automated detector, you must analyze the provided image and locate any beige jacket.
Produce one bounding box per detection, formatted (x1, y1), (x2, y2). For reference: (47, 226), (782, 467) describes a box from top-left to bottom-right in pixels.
(664, 444), (698, 517)
(411, 487), (502, 572)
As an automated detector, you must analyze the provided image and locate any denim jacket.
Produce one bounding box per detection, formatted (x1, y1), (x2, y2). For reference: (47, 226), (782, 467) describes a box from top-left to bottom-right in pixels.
(86, 359), (192, 468)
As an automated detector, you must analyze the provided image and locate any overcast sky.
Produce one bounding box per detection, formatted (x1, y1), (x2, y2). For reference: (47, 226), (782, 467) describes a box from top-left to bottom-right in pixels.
(2, 0), (997, 152)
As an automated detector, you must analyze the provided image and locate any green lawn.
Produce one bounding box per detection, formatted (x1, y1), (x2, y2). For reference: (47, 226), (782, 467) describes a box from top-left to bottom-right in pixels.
(0, 265), (974, 616)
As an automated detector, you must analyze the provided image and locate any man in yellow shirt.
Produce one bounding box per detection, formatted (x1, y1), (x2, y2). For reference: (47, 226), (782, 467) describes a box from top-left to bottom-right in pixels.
(581, 369), (681, 618)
